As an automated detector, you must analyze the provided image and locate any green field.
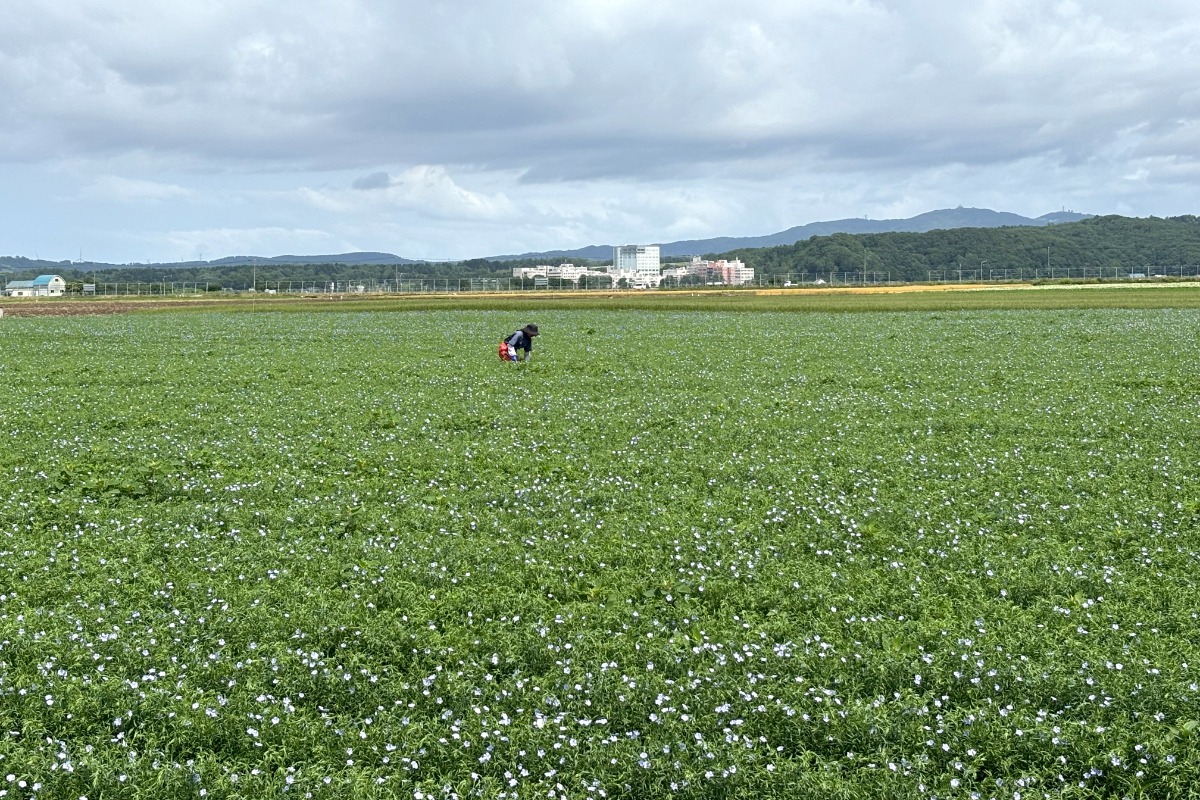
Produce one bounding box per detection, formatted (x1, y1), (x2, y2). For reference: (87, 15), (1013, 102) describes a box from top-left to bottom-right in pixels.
(2, 296), (1199, 798)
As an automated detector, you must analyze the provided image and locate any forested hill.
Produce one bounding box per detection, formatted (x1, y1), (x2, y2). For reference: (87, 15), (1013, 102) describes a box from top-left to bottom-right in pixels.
(723, 215), (1200, 281)
(487, 207), (1091, 260)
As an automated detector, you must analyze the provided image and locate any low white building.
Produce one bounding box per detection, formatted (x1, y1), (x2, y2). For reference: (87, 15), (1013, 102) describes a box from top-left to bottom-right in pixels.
(513, 263), (591, 282)
(3, 274), (67, 297)
(548, 263), (588, 281)
(606, 268), (663, 288)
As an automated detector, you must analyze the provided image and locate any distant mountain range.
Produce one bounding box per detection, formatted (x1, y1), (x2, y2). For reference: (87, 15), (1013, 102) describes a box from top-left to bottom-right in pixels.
(489, 207), (1092, 261)
(207, 252), (421, 267)
(0, 251), (422, 273)
(0, 207), (1090, 271)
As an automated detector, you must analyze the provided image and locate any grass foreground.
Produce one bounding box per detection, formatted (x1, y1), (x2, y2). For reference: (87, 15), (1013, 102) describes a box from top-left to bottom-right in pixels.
(1, 301), (1199, 798)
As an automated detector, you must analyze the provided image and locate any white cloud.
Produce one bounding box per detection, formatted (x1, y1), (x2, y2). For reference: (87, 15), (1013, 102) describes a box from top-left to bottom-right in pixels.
(296, 166), (514, 221)
(81, 175), (192, 203)
(383, 166), (515, 220)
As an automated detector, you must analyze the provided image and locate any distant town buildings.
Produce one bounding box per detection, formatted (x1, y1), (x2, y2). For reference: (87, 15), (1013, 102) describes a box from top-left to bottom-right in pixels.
(510, 248), (754, 289)
(663, 257), (754, 286)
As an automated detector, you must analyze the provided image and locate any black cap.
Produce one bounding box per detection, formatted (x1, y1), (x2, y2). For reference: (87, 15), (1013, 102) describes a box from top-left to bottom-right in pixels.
(525, 323), (539, 336)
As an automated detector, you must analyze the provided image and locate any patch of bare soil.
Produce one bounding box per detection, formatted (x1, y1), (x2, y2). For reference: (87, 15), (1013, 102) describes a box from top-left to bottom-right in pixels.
(0, 299), (235, 317)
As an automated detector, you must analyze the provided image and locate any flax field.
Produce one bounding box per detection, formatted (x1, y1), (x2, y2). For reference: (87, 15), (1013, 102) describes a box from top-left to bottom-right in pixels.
(1, 306), (1199, 799)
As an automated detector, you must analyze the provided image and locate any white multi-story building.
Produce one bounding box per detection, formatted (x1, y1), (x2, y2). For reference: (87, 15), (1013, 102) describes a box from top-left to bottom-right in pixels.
(681, 257), (754, 286)
(715, 258), (754, 286)
(613, 245), (660, 279)
(610, 245), (662, 288)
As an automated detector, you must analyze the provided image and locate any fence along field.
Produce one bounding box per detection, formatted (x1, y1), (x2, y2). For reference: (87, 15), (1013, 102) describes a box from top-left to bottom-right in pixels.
(8, 280), (1200, 319)
(1, 305), (1199, 798)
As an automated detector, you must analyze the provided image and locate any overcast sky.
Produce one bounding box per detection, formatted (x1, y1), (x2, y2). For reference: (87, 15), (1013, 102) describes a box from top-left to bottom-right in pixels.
(3, 0), (1198, 264)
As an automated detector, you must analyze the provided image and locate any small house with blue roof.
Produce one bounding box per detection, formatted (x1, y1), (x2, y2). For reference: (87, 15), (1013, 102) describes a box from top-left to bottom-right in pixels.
(3, 275), (67, 297)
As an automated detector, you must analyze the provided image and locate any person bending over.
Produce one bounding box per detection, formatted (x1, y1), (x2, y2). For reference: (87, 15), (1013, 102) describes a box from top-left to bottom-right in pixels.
(500, 323), (539, 363)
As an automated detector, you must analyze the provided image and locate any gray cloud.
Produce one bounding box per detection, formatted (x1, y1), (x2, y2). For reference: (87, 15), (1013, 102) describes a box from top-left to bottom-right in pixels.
(351, 171), (392, 190)
(2, 0), (1199, 262)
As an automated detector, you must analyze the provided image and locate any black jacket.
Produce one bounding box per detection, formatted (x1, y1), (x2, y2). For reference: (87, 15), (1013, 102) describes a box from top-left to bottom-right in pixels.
(505, 330), (534, 352)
